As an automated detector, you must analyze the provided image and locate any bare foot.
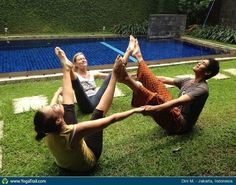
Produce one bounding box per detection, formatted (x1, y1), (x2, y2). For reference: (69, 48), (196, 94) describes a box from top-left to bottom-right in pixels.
(126, 35), (136, 53)
(132, 39), (144, 62)
(113, 55), (124, 76)
(132, 39), (140, 56)
(122, 35), (136, 65)
(116, 63), (129, 83)
(55, 47), (73, 69)
(130, 73), (137, 80)
(136, 81), (143, 87)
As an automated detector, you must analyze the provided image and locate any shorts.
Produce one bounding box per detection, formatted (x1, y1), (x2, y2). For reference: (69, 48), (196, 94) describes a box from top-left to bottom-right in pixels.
(63, 104), (77, 125)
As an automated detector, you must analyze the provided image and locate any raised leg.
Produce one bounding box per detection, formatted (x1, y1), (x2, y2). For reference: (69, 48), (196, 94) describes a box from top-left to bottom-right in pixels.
(122, 35), (136, 65)
(55, 47), (74, 105)
(89, 73), (112, 109)
(84, 56), (124, 160)
(95, 55), (123, 114)
(132, 39), (173, 102)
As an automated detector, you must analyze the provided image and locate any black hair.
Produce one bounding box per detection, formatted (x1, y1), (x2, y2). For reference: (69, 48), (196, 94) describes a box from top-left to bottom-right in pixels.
(205, 58), (220, 80)
(34, 111), (61, 141)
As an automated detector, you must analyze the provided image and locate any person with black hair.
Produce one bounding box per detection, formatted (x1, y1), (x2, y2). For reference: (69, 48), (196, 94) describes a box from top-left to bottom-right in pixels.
(33, 43), (144, 172)
(118, 36), (220, 134)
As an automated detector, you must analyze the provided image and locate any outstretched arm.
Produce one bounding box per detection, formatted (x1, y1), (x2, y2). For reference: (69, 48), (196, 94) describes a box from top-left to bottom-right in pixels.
(94, 72), (109, 79)
(73, 107), (144, 140)
(54, 47), (74, 105)
(144, 94), (191, 112)
(157, 76), (175, 85)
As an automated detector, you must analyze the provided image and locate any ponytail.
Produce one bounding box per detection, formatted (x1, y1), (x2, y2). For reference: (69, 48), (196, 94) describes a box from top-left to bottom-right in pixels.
(35, 131), (46, 141)
(34, 111), (47, 141)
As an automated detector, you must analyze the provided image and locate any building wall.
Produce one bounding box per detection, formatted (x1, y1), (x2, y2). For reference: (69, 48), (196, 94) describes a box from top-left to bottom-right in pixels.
(219, 0), (236, 29)
(147, 14), (186, 39)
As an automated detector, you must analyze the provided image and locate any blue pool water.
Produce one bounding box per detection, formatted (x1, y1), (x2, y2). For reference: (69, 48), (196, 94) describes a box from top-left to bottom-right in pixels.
(0, 38), (224, 73)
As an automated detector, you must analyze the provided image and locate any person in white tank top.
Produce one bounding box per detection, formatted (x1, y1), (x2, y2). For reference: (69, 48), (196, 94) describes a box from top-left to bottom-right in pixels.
(70, 52), (112, 114)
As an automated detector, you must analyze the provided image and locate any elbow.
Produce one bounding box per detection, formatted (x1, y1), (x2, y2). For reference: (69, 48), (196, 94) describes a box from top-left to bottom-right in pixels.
(110, 114), (121, 124)
(110, 114), (118, 123)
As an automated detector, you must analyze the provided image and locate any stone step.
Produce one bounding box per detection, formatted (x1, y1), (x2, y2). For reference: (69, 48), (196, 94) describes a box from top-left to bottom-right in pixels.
(223, 68), (236, 76)
(0, 121), (3, 139)
(212, 73), (230, 80)
(12, 86), (124, 114)
(13, 95), (48, 114)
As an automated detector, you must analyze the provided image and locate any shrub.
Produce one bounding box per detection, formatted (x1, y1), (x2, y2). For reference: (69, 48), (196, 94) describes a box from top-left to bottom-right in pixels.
(187, 25), (236, 44)
(178, 0), (212, 25)
(111, 20), (148, 36)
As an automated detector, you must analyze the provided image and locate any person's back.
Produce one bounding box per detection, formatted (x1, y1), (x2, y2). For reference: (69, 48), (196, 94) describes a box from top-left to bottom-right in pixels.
(45, 124), (96, 172)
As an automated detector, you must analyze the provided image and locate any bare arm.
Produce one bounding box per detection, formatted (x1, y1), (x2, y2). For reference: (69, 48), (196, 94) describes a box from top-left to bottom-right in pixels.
(50, 87), (63, 106)
(157, 76), (175, 85)
(72, 107), (144, 141)
(144, 94), (191, 112)
(94, 72), (109, 79)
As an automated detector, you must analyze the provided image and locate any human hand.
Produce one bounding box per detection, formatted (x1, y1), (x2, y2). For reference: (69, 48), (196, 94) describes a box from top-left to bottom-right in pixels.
(140, 105), (157, 116)
(113, 55), (123, 73)
(132, 106), (145, 113)
(143, 105), (157, 112)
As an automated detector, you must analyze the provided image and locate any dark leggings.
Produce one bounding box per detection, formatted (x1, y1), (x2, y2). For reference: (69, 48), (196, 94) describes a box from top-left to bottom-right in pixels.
(84, 109), (104, 160)
(63, 104), (103, 160)
(72, 74), (111, 114)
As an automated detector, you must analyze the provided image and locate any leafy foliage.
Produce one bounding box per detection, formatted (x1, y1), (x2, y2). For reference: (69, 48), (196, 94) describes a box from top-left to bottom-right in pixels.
(187, 25), (236, 44)
(156, 0), (179, 14)
(178, 0), (213, 25)
(0, 0), (157, 34)
(111, 21), (148, 36)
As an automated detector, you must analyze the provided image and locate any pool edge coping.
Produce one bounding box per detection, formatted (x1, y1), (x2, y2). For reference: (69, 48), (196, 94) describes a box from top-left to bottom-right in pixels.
(1, 56), (236, 84)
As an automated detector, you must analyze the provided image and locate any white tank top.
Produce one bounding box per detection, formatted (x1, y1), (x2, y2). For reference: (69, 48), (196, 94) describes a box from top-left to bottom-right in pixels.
(76, 71), (97, 97)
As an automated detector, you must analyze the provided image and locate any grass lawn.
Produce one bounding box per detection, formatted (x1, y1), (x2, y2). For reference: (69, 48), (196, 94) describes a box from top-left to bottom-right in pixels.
(0, 60), (235, 176)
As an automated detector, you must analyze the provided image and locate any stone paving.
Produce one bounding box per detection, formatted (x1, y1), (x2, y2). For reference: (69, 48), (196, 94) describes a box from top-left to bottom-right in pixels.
(159, 68), (236, 88)
(13, 95), (48, 114)
(12, 87), (124, 114)
(113, 87), (125, 97)
(0, 121), (3, 139)
(212, 73), (230, 80)
(223, 68), (236, 76)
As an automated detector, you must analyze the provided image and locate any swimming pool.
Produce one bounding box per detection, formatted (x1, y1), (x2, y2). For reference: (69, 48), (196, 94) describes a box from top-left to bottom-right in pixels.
(0, 37), (224, 74)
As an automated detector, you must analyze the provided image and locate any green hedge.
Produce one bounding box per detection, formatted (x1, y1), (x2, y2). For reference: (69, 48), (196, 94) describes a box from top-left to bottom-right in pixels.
(187, 25), (236, 44)
(0, 0), (179, 34)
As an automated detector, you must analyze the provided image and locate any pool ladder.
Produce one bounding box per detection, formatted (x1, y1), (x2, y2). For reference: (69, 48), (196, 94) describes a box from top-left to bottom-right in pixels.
(4, 27), (10, 44)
